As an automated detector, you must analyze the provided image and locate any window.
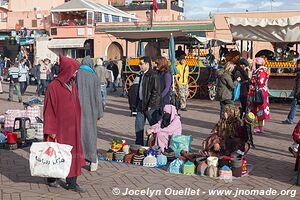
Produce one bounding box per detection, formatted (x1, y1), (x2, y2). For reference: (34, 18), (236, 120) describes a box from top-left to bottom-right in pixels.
(122, 17), (129, 22)
(94, 12), (102, 23)
(104, 14), (109, 22)
(51, 28), (57, 36)
(32, 20), (37, 27)
(18, 19), (24, 27)
(112, 15), (119, 22)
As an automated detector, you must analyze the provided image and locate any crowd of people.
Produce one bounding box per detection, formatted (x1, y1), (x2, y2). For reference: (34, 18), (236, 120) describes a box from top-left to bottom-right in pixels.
(40, 53), (190, 192)
(3, 50), (300, 192)
(215, 56), (270, 134)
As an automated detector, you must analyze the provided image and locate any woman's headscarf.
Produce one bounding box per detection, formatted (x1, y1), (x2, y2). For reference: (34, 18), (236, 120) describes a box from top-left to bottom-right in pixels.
(254, 57), (265, 67)
(163, 105), (178, 123)
(81, 55), (94, 69)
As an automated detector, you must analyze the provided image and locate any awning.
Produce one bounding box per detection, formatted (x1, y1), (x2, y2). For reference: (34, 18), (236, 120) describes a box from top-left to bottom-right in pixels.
(48, 38), (86, 48)
(193, 36), (234, 47)
(228, 16), (300, 43)
(107, 30), (186, 41)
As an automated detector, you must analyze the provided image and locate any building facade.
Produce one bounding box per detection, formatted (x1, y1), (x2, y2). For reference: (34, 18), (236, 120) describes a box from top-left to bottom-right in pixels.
(113, 0), (184, 21)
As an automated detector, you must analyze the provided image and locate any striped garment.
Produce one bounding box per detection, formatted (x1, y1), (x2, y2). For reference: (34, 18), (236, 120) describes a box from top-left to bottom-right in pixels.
(8, 67), (20, 79)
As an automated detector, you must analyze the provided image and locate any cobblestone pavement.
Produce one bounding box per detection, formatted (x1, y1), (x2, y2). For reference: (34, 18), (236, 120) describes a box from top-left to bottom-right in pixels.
(0, 82), (300, 200)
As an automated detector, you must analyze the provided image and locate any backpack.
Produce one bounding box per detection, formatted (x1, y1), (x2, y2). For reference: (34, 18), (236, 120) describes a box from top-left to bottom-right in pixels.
(292, 121), (300, 144)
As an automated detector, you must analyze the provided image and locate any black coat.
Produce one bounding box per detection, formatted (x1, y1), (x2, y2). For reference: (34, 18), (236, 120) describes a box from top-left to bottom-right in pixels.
(107, 62), (119, 80)
(138, 68), (161, 111)
(294, 70), (300, 99)
(233, 66), (250, 97)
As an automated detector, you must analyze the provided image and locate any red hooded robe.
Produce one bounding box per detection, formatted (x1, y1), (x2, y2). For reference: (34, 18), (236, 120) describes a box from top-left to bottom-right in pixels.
(43, 55), (85, 177)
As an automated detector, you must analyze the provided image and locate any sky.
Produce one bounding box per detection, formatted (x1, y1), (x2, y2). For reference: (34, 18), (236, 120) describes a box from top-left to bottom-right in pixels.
(184, 0), (300, 19)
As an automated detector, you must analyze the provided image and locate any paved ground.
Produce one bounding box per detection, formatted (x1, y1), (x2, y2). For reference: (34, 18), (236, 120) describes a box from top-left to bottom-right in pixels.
(0, 82), (300, 200)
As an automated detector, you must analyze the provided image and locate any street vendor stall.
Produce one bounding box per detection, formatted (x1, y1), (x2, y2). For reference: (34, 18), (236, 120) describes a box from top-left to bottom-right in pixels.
(228, 16), (300, 98)
(105, 27), (233, 99)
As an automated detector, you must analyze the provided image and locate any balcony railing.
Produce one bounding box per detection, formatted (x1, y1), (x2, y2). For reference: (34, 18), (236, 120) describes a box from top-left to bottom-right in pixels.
(115, 3), (167, 11)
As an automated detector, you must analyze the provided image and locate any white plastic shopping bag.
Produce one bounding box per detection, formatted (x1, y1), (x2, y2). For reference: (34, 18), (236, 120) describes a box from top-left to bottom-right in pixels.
(30, 142), (73, 179)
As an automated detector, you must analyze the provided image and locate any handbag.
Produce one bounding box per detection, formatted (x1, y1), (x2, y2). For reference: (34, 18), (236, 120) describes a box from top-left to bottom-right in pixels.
(253, 79), (264, 106)
(29, 142), (72, 178)
(233, 81), (241, 101)
(169, 135), (192, 157)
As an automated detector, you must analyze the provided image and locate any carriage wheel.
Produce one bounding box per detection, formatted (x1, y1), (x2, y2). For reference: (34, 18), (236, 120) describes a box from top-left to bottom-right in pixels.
(188, 76), (198, 99)
(125, 74), (137, 93)
(173, 76), (199, 99)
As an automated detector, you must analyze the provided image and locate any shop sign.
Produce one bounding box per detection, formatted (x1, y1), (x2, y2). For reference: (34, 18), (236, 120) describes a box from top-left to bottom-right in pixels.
(19, 38), (35, 45)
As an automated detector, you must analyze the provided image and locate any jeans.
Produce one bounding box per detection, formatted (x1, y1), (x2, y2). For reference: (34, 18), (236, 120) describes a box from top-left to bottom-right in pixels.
(120, 78), (127, 96)
(9, 82), (22, 101)
(135, 104), (160, 145)
(20, 81), (27, 95)
(240, 95), (248, 119)
(109, 81), (117, 93)
(38, 80), (48, 96)
(100, 84), (107, 107)
(220, 99), (234, 119)
(287, 98), (298, 123)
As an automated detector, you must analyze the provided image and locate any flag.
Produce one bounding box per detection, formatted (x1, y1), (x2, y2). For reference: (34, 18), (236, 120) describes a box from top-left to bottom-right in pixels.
(153, 0), (158, 13)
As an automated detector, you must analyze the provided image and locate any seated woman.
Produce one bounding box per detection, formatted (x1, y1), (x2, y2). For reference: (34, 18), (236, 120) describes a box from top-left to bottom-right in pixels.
(147, 105), (182, 152)
(203, 104), (249, 156)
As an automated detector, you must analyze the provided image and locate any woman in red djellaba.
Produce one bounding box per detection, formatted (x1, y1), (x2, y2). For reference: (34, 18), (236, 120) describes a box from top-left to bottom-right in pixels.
(249, 57), (270, 134)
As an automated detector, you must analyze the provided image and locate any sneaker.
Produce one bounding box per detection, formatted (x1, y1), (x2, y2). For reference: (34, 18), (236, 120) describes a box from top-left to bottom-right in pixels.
(181, 108), (187, 111)
(67, 184), (87, 193)
(282, 120), (293, 124)
(47, 181), (60, 188)
(7, 98), (12, 102)
(90, 160), (98, 172)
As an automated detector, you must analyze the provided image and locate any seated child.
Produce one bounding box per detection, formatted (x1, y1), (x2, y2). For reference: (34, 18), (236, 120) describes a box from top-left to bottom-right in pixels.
(147, 104), (182, 152)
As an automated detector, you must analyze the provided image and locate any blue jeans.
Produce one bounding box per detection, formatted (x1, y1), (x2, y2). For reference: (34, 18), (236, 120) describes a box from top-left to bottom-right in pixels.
(20, 81), (27, 95)
(287, 98), (298, 123)
(100, 84), (107, 107)
(135, 105), (160, 145)
(109, 81), (117, 93)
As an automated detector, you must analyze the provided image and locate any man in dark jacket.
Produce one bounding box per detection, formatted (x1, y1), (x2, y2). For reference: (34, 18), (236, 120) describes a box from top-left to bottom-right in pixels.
(135, 56), (161, 145)
(283, 59), (300, 124)
(107, 60), (119, 93)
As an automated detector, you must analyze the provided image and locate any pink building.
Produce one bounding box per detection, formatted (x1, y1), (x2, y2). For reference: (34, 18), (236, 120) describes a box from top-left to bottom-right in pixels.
(6, 0), (65, 30)
(113, 0), (184, 21)
(48, 0), (137, 59)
